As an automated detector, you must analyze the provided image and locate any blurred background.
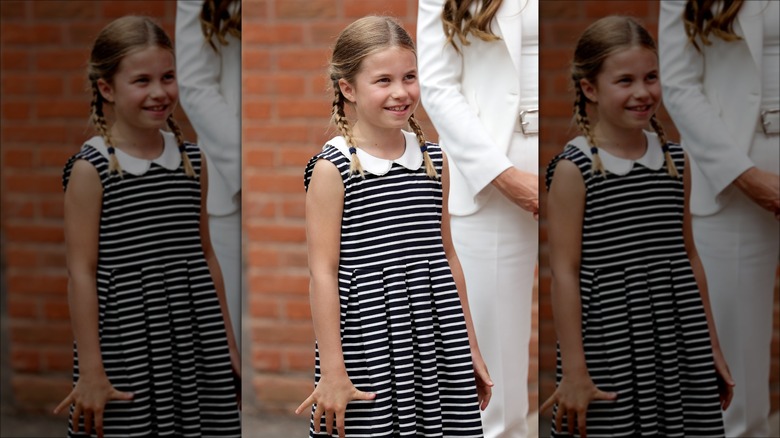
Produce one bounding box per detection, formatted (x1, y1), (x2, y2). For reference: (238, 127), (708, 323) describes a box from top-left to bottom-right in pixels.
(0, 0), (776, 437)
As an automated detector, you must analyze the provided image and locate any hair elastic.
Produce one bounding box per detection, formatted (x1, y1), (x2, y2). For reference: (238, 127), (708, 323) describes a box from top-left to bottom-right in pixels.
(107, 146), (116, 154)
(348, 147), (357, 155)
(419, 145), (428, 153)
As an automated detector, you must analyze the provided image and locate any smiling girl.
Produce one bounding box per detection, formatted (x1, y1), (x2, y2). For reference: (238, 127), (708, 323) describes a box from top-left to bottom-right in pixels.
(55, 16), (240, 437)
(541, 16), (732, 437)
(296, 15), (491, 438)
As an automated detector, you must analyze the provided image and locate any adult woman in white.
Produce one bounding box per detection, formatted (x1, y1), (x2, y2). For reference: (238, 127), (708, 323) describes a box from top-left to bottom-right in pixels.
(659, 1), (779, 436)
(418, 0), (538, 436)
(176, 0), (242, 343)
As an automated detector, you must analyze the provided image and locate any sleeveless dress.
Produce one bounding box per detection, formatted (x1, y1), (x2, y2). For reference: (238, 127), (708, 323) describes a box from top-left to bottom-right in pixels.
(545, 133), (725, 437)
(303, 132), (484, 437)
(62, 132), (241, 437)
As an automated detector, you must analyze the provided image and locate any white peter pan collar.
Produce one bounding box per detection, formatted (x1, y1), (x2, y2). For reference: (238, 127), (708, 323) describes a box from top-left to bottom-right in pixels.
(568, 131), (664, 176)
(84, 130), (182, 176)
(324, 130), (423, 176)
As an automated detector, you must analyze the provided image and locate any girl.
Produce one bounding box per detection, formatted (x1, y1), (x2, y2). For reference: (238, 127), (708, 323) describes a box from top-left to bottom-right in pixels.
(541, 16), (733, 437)
(295, 15), (492, 438)
(54, 16), (240, 437)
(176, 0), (242, 346)
(659, 1), (780, 435)
(417, 0), (538, 434)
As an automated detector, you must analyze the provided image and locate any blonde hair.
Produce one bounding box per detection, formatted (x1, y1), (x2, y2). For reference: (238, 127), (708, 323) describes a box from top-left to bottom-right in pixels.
(683, 0), (743, 52)
(442, 0), (503, 52)
(571, 16), (679, 178)
(88, 16), (195, 177)
(329, 16), (438, 179)
(200, 0), (241, 51)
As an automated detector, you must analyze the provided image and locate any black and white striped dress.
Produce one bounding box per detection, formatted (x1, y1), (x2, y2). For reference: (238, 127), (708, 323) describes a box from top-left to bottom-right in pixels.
(62, 134), (241, 437)
(303, 134), (484, 437)
(545, 135), (725, 437)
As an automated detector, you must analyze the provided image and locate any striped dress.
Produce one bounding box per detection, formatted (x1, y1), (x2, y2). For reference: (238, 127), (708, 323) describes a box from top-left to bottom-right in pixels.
(303, 136), (484, 437)
(62, 136), (241, 437)
(545, 137), (725, 437)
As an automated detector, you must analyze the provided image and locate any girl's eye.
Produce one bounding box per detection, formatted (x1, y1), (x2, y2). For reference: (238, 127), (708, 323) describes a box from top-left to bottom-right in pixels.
(405, 74), (417, 81)
(135, 78), (149, 84)
(377, 78), (390, 83)
(164, 74), (176, 81)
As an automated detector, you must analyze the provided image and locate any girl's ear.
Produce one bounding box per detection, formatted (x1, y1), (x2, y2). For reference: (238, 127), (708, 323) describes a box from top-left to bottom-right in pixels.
(338, 78), (356, 103)
(97, 78), (115, 103)
(579, 78), (598, 104)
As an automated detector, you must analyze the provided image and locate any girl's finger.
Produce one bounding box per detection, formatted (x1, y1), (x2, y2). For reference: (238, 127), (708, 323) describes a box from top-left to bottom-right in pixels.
(53, 393), (73, 415)
(325, 410), (335, 436)
(83, 410), (93, 436)
(71, 405), (82, 434)
(593, 389), (618, 401)
(577, 409), (588, 438)
(567, 408), (576, 436)
(481, 388), (492, 411)
(554, 403), (564, 433)
(352, 389), (376, 401)
(540, 394), (555, 413)
(295, 395), (314, 415)
(312, 404), (324, 433)
(337, 411), (347, 438)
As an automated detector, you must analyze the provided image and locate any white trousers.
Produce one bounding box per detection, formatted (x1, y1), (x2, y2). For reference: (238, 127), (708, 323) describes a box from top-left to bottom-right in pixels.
(451, 131), (539, 438)
(692, 129), (779, 437)
(209, 208), (242, 346)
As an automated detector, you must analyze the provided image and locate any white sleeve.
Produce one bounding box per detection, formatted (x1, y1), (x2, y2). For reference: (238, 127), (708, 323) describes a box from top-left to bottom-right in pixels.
(417, 0), (513, 197)
(175, 0), (241, 196)
(658, 0), (753, 197)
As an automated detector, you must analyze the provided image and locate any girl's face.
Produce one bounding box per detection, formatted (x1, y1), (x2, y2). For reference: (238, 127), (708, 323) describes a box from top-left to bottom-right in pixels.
(339, 46), (420, 134)
(98, 45), (178, 134)
(580, 46), (661, 135)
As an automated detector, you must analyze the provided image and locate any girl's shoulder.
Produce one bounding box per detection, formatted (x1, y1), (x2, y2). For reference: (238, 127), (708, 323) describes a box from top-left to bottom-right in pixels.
(545, 138), (591, 192)
(63, 140), (110, 192)
(303, 137), (352, 192)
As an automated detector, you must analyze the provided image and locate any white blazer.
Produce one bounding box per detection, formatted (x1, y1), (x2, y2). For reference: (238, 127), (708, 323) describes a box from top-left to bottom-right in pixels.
(176, 0), (241, 216)
(418, 0), (522, 215)
(659, 0), (767, 216)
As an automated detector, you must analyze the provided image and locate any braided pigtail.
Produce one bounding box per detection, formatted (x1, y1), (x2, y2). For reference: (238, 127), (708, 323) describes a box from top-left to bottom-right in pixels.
(331, 86), (364, 178)
(90, 82), (123, 177)
(408, 114), (438, 179)
(650, 114), (679, 178)
(166, 115), (196, 177)
(574, 85), (606, 177)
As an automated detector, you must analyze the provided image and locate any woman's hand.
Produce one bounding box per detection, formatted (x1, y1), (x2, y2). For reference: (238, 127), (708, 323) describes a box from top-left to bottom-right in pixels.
(294, 372), (376, 438)
(53, 372), (133, 438)
(492, 167), (539, 218)
(711, 346), (735, 410)
(734, 167), (780, 217)
(471, 350), (493, 411)
(540, 373), (617, 438)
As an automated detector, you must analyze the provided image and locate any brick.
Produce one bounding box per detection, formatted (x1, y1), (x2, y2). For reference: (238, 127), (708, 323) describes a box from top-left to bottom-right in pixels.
(0, 23), (62, 45)
(2, 101), (31, 120)
(243, 198), (276, 219)
(243, 74), (306, 95)
(280, 250), (310, 269)
(43, 299), (71, 320)
(11, 348), (40, 373)
(10, 324), (73, 345)
(343, 0), (408, 18)
(254, 374), (312, 404)
(1, 49), (29, 70)
(276, 0), (336, 19)
(249, 273), (309, 295)
(281, 198), (306, 219)
(43, 348), (73, 372)
(34, 75), (65, 96)
(11, 375), (72, 406)
(278, 99), (331, 119)
(277, 49), (331, 71)
(310, 22), (346, 46)
(36, 100), (84, 119)
(285, 348), (314, 372)
(244, 125), (310, 143)
(244, 101), (272, 120)
(5, 173), (63, 194)
(242, 49), (270, 71)
(35, 49), (88, 70)
(585, 1), (649, 18)
(540, 1), (581, 20)
(253, 322), (314, 345)
(5, 224), (64, 244)
(32, 1), (96, 19)
(246, 223), (306, 244)
(249, 296), (281, 319)
(246, 173), (305, 194)
(7, 274), (68, 295)
(6, 296), (38, 318)
(102, 1), (166, 18)
(2, 73), (29, 95)
(244, 148), (276, 167)
(280, 148), (316, 167)
(243, 0), (268, 19)
(284, 299), (312, 320)
(0, 1), (26, 20)
(248, 247), (280, 268)
(245, 24), (305, 44)
(2, 148), (34, 167)
(252, 348), (282, 373)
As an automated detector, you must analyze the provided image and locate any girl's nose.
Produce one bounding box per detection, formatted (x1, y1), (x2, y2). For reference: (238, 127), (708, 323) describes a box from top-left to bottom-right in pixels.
(390, 83), (409, 99)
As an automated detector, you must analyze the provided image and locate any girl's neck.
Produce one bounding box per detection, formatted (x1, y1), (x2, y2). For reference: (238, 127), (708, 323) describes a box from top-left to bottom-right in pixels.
(351, 123), (405, 160)
(592, 124), (647, 160)
(109, 122), (165, 160)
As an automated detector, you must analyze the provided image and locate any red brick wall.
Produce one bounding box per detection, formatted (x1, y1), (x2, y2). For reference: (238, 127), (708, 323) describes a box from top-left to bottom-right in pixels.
(243, 0), (540, 414)
(0, 0), (194, 412)
(538, 0), (780, 427)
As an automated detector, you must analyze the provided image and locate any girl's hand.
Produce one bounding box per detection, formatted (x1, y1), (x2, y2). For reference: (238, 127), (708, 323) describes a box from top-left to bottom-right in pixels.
(229, 345), (242, 410)
(540, 374), (617, 438)
(53, 373), (133, 438)
(294, 373), (376, 438)
(472, 353), (493, 411)
(711, 347), (735, 410)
